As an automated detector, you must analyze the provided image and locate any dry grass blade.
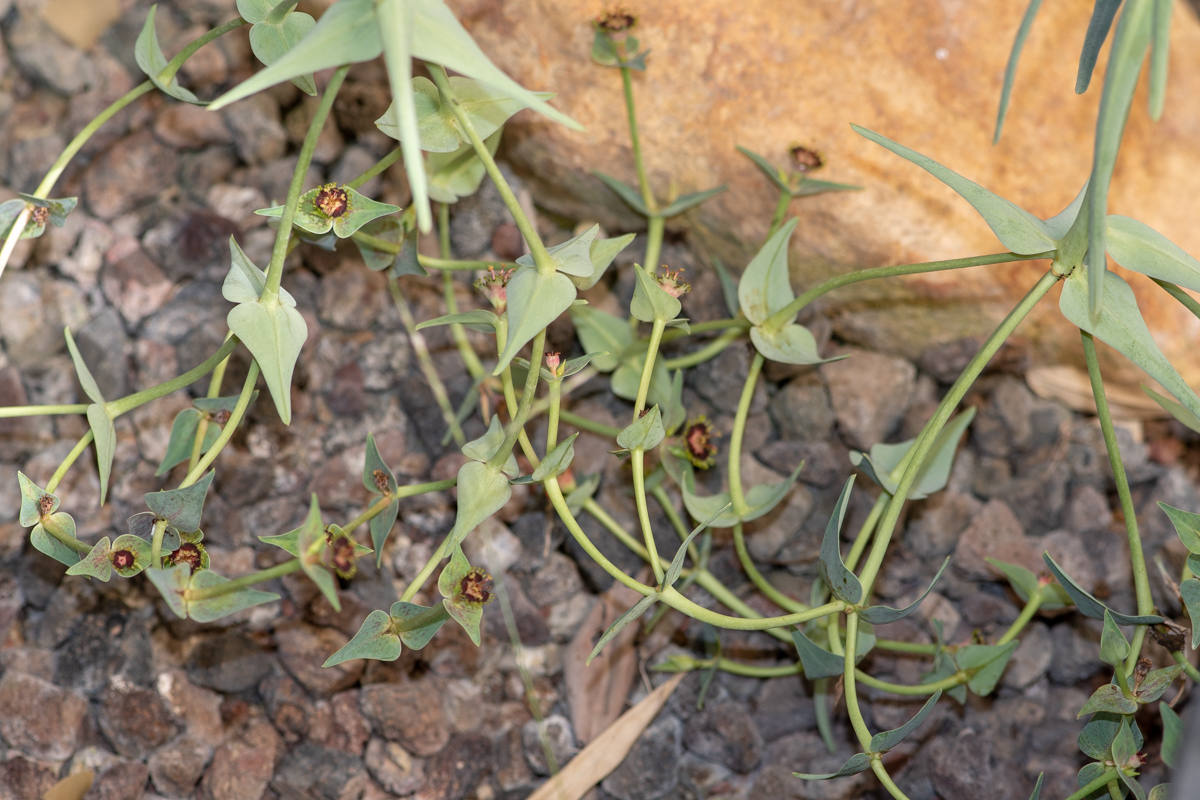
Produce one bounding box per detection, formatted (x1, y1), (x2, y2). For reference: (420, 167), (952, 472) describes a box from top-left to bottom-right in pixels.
(563, 574), (645, 744)
(42, 771), (93, 800)
(527, 672), (685, 800)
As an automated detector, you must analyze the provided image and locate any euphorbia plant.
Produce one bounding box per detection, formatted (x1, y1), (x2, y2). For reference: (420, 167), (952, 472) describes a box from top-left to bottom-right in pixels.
(2, 2), (1199, 799)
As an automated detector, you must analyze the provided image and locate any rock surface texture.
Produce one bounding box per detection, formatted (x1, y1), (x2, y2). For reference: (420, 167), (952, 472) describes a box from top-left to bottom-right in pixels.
(451, 0), (1200, 384)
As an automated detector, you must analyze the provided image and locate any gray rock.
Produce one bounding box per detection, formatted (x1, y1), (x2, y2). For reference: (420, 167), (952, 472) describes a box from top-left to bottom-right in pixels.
(752, 730), (870, 800)
(187, 630), (274, 693)
(0, 368), (53, 460)
(769, 375), (835, 441)
(360, 683), (450, 757)
(271, 743), (368, 800)
(820, 349), (916, 449)
(601, 716), (681, 800)
(527, 552), (585, 608)
(0, 271), (89, 369)
(756, 440), (846, 489)
(751, 676), (815, 741)
(99, 683), (176, 758)
(5, 12), (92, 95)
(1048, 619), (1103, 685)
(522, 715), (577, 776)
(926, 727), (1005, 800)
(201, 719), (281, 800)
(1001, 621), (1053, 690)
(0, 671), (87, 760)
(76, 308), (130, 399)
(224, 94), (287, 166)
(413, 733), (490, 800)
(0, 755), (56, 800)
(364, 737), (425, 796)
(953, 499), (1034, 579)
(690, 344), (767, 417)
(84, 130), (178, 219)
(100, 244), (175, 327)
(149, 734), (212, 798)
(683, 702), (763, 773)
(88, 760), (151, 800)
(276, 622), (364, 696)
(907, 490), (980, 561)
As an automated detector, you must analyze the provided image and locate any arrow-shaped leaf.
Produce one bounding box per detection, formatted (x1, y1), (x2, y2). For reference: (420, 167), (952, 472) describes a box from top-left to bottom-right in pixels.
(869, 690), (942, 753)
(1043, 552), (1163, 625)
(859, 558), (950, 624)
(322, 610), (401, 666)
(144, 471), (215, 533)
(819, 476), (862, 605)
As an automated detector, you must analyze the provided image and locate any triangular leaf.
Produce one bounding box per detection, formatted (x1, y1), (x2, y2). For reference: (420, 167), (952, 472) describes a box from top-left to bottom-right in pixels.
(1079, 711), (1143, 761)
(223, 237), (297, 305)
(737, 145), (789, 192)
(958, 641), (1019, 696)
(1134, 664), (1183, 703)
(391, 601), (447, 649)
(869, 690), (942, 753)
(145, 471), (215, 533)
(741, 460), (806, 523)
(66, 537), (114, 582)
(819, 476), (862, 605)
(144, 564), (190, 619)
(790, 628), (847, 680)
(851, 407), (976, 500)
(87, 404), (116, 507)
(750, 323), (842, 366)
(1043, 552), (1163, 625)
(531, 433), (578, 483)
(363, 432), (398, 495)
(587, 593), (657, 665)
(570, 305), (634, 373)
(852, 124), (1058, 255)
(664, 502), (730, 588)
(985, 558), (1038, 601)
(630, 264), (682, 323)
(576, 231), (636, 291)
(616, 405), (665, 452)
(1077, 683), (1138, 717)
(227, 300), (307, 425)
(1027, 773), (1045, 800)
(296, 494), (340, 611)
(415, 309), (500, 334)
(135, 6), (202, 104)
(1143, 385), (1200, 434)
(188, 570), (280, 622)
(738, 218), (797, 326)
(516, 224), (597, 278)
(322, 610), (401, 666)
(793, 752), (873, 780)
(1100, 609), (1130, 666)
(444, 461), (512, 552)
(17, 472), (57, 528)
(426, 131), (500, 204)
(64, 327), (105, 405)
(369, 499), (400, 568)
(1107, 215), (1200, 293)
(494, 266), (576, 373)
(31, 515), (82, 567)
(791, 177), (862, 197)
(461, 415), (518, 476)
(859, 557), (951, 624)
(247, 8), (317, 95)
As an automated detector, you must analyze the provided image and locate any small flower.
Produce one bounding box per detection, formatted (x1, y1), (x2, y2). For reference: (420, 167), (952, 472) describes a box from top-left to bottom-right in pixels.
(29, 205), (50, 226)
(37, 493), (55, 517)
(474, 266), (514, 311)
(372, 468), (390, 495)
(458, 567), (494, 605)
(111, 549), (136, 570)
(213, 409), (232, 426)
(656, 267), (691, 298)
(1132, 658), (1152, 691)
(168, 541), (207, 573)
(681, 416), (718, 469)
(789, 144), (824, 173)
(314, 184), (351, 219)
(324, 527), (358, 580)
(545, 352), (564, 378)
(595, 7), (636, 34)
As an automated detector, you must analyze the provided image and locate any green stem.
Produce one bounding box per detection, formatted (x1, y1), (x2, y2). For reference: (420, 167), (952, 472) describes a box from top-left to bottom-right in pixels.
(488, 330), (544, 471)
(644, 216), (665, 278)
(429, 65), (553, 272)
(109, 337), (239, 416)
(546, 380), (562, 451)
(1081, 331), (1155, 674)
(423, 254), (519, 271)
(546, 478), (657, 596)
(871, 759), (915, 800)
(631, 452), (665, 583)
(438, 203), (486, 381)
(187, 558), (302, 600)
(633, 319), (666, 417)
(347, 147), (401, 190)
(727, 351), (765, 515)
(150, 518), (169, 566)
(494, 319), (539, 465)
(659, 585), (841, 631)
(188, 333), (233, 473)
(843, 614), (875, 748)
(765, 191), (791, 239)
(160, 18), (247, 85)
(620, 66), (656, 214)
(845, 492), (888, 571)
(178, 361), (260, 488)
(0, 405), (88, 418)
(557, 409), (622, 439)
(651, 484), (699, 565)
(857, 269), (1059, 598)
(1064, 770), (1119, 800)
(342, 495), (395, 535)
(1172, 651), (1200, 682)
(582, 498), (651, 560)
(46, 431), (94, 494)
(996, 590), (1042, 645)
(389, 279), (465, 445)
(263, 65), (349, 300)
(663, 326), (745, 371)
(42, 513), (92, 554)
(762, 251), (1055, 332)
(732, 522), (806, 612)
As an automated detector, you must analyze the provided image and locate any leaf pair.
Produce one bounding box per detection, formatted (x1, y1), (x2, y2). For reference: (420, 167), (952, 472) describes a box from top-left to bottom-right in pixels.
(146, 562), (280, 623)
(128, 471), (216, 555)
(794, 691), (942, 780)
(570, 305), (677, 416)
(238, 0), (317, 95)
(737, 146), (861, 198)
(850, 407), (976, 500)
(737, 219), (843, 366)
(64, 328), (117, 505)
(256, 184), (400, 239)
(18, 474), (83, 567)
(67, 535), (154, 581)
(259, 495), (370, 611)
(209, 0), (580, 233)
(321, 600), (446, 667)
(0, 195), (77, 240)
(679, 458), (804, 529)
(223, 237), (308, 424)
(444, 416), (519, 552)
(157, 395), (256, 476)
(1158, 501), (1200, 648)
(363, 433), (401, 565)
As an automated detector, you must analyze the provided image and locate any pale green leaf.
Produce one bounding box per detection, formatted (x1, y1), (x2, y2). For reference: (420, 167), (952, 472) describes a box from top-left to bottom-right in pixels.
(323, 610), (401, 666)
(223, 237), (297, 305)
(248, 10), (317, 95)
(17, 472), (57, 528)
(750, 323), (842, 366)
(1143, 385), (1200, 434)
(738, 217), (796, 326)
(958, 641), (1018, 696)
(87, 404), (116, 506)
(570, 305), (633, 373)
(1158, 501), (1200, 554)
(1100, 609), (1130, 666)
(1078, 683), (1138, 717)
(793, 752), (873, 780)
(1106, 215), (1200, 292)
(530, 433), (578, 483)
(144, 564), (190, 619)
(444, 461), (511, 552)
(227, 300), (307, 425)
(1161, 702), (1183, 768)
(994, 0), (1046, 143)
(145, 471), (214, 533)
(630, 264), (682, 322)
(64, 327), (105, 405)
(1181, 579), (1200, 649)
(1077, 0), (1123, 93)
(576, 232), (636, 291)
(494, 266), (576, 373)
(656, 185), (726, 218)
(1043, 551), (1163, 625)
(592, 171), (649, 217)
(587, 594), (657, 665)
(850, 407), (976, 499)
(391, 601), (447, 649)
(135, 6), (202, 104)
(517, 224), (598, 278)
(869, 690), (942, 753)
(1149, 0), (1171, 120)
(790, 628), (847, 679)
(415, 309), (500, 334)
(616, 405), (665, 452)
(188, 570), (281, 622)
(1134, 664), (1183, 703)
(156, 409), (221, 476)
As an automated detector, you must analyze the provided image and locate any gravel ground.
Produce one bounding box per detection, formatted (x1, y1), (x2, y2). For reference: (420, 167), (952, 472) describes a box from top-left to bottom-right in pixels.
(1, 2), (1198, 799)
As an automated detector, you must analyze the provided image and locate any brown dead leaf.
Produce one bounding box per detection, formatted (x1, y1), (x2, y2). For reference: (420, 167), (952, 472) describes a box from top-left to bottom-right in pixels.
(1026, 365), (1165, 421)
(42, 770), (93, 800)
(527, 672), (685, 800)
(563, 572), (648, 744)
(39, 0), (121, 50)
